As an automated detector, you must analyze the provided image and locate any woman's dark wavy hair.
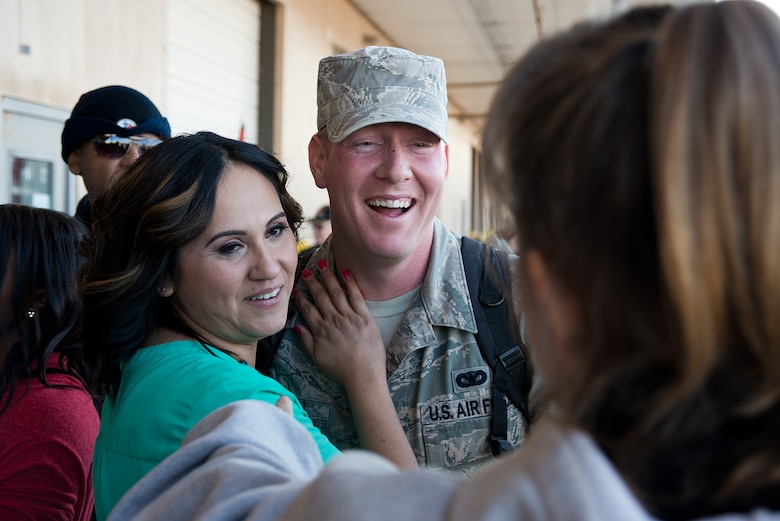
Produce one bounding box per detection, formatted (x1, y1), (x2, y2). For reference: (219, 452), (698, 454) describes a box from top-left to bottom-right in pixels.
(79, 131), (304, 403)
(0, 204), (91, 414)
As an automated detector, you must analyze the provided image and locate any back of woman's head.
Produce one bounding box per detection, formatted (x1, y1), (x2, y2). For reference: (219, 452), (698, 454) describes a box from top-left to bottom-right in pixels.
(80, 131), (303, 401)
(485, 1), (780, 517)
(0, 204), (88, 413)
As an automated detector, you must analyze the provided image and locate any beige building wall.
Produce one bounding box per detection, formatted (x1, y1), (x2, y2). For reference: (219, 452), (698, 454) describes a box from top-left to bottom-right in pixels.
(274, 0), (482, 239)
(1, 0), (482, 236)
(1, 0), (168, 209)
(0, 0), (167, 106)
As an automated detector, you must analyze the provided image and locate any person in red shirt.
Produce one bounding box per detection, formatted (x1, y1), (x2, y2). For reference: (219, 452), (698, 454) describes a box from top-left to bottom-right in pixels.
(0, 204), (100, 521)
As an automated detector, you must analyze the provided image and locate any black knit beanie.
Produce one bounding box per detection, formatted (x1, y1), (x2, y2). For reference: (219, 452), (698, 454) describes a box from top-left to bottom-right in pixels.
(61, 85), (171, 162)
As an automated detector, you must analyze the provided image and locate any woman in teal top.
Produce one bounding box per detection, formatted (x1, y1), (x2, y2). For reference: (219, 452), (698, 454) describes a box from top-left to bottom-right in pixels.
(92, 340), (339, 518)
(80, 132), (414, 520)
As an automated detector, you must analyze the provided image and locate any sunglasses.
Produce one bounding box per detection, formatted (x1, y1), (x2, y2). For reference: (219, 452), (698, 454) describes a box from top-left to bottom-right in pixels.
(91, 134), (163, 159)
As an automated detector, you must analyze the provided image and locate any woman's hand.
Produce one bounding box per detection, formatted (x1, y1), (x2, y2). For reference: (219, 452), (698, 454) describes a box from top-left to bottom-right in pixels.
(294, 260), (386, 394)
(275, 395), (293, 415)
(294, 260), (418, 469)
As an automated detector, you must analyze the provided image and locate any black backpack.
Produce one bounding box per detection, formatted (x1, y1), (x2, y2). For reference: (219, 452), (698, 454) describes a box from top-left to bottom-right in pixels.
(258, 237), (533, 457)
(460, 236), (532, 456)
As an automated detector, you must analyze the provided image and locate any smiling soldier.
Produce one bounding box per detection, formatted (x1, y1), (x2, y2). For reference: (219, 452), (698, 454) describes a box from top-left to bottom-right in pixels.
(267, 46), (530, 475)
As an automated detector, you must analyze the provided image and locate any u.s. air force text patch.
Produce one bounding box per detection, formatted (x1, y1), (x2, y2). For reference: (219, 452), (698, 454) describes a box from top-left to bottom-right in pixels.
(421, 396), (492, 423)
(419, 391), (495, 470)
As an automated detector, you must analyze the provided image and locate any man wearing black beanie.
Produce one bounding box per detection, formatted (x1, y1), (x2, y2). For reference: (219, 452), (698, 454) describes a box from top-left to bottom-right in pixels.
(61, 85), (171, 226)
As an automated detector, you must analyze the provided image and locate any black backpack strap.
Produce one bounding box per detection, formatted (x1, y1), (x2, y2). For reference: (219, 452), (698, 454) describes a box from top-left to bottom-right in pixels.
(461, 236), (531, 456)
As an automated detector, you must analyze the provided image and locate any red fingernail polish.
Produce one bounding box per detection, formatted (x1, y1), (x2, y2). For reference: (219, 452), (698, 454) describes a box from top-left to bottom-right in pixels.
(302, 268), (312, 278)
(317, 258), (328, 270)
(293, 325), (302, 336)
(293, 288), (300, 297)
(342, 269), (351, 280)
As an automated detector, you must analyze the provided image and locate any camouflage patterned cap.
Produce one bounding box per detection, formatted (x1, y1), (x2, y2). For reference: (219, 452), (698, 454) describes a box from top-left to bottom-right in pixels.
(316, 46), (448, 143)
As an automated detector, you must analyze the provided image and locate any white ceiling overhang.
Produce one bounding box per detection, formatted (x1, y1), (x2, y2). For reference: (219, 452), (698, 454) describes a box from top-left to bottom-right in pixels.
(348, 0), (631, 130)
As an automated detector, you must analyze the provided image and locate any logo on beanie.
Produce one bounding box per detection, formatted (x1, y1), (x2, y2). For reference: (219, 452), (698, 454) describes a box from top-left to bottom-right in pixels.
(116, 118), (137, 129)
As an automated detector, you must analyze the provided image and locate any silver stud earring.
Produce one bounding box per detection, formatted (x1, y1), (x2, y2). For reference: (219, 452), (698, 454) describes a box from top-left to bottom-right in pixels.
(26, 308), (36, 319)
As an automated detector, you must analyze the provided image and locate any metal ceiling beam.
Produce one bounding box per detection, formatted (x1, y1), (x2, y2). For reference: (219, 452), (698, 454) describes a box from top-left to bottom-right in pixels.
(469, 0), (513, 70)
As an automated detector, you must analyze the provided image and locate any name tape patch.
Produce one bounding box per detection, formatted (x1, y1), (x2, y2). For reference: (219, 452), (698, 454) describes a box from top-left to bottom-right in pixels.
(421, 397), (492, 424)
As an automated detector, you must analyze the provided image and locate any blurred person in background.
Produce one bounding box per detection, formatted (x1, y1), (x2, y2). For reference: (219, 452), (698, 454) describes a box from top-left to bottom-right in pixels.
(298, 205), (332, 257)
(309, 205), (332, 248)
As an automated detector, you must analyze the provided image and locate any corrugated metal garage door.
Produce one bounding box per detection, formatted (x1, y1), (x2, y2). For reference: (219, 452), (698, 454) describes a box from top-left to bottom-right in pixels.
(166, 0), (260, 142)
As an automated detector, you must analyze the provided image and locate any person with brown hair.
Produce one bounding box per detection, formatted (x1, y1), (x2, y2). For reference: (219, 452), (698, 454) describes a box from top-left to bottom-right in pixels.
(107, 2), (780, 520)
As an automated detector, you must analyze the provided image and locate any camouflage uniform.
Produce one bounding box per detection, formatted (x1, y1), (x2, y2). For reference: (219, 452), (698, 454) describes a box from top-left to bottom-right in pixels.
(271, 218), (527, 475)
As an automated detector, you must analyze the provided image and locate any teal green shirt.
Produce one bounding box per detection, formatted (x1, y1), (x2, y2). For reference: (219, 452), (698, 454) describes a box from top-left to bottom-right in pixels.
(93, 340), (339, 520)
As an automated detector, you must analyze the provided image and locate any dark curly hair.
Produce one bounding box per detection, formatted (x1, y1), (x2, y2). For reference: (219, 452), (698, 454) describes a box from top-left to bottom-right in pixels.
(79, 131), (304, 403)
(0, 204), (91, 414)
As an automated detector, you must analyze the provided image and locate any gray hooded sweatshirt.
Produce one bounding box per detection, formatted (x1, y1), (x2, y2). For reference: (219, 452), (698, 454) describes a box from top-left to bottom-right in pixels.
(108, 400), (779, 521)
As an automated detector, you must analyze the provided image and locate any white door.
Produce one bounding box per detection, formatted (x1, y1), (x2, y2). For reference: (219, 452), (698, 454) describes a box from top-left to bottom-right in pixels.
(0, 96), (79, 214)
